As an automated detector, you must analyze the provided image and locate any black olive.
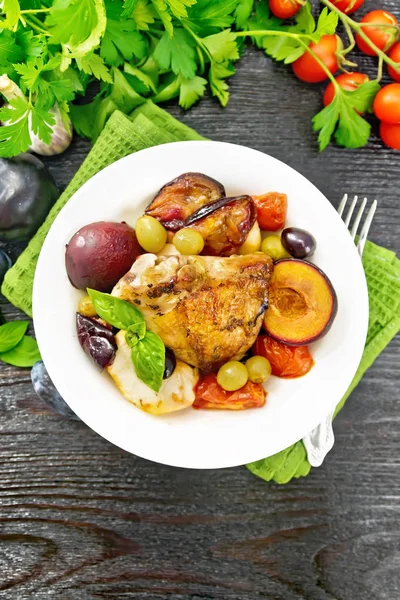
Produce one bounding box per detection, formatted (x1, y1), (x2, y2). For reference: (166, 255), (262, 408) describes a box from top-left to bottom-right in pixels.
(163, 348), (176, 379)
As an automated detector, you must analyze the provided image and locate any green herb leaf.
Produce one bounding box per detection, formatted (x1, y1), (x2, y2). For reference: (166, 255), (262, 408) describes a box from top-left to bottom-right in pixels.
(166, 0), (196, 19)
(209, 60), (234, 106)
(179, 75), (207, 108)
(76, 53), (113, 82)
(312, 6), (339, 39)
(0, 0), (20, 31)
(151, 0), (173, 37)
(154, 28), (197, 79)
(312, 81), (380, 151)
(88, 289), (146, 330)
(126, 321), (147, 344)
(14, 57), (75, 109)
(131, 0), (157, 30)
(121, 0), (139, 19)
(0, 335), (41, 367)
(202, 29), (239, 63)
(234, 0), (255, 29)
(0, 30), (24, 65)
(130, 330), (165, 392)
(101, 18), (147, 67)
(16, 30), (47, 60)
(0, 320), (29, 353)
(0, 95), (55, 157)
(187, 0), (237, 33)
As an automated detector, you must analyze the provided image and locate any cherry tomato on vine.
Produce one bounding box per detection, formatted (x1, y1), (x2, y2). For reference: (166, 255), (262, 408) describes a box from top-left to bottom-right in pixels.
(388, 42), (400, 82)
(355, 11), (399, 56)
(373, 84), (400, 124)
(331, 0), (364, 15)
(292, 35), (340, 83)
(269, 0), (302, 19)
(380, 122), (400, 150)
(323, 72), (369, 108)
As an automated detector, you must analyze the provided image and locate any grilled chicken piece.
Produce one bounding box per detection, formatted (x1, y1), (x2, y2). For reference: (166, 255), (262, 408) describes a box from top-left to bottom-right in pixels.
(107, 331), (198, 415)
(112, 253), (273, 372)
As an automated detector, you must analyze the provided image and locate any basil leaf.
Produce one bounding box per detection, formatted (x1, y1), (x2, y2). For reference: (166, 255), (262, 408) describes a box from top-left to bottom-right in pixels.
(0, 321), (29, 353)
(130, 331), (165, 393)
(87, 289), (145, 330)
(126, 322), (146, 348)
(0, 336), (41, 367)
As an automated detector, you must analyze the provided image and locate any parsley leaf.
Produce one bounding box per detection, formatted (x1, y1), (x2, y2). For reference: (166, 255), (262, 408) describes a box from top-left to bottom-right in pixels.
(131, 0), (157, 29)
(16, 30), (47, 59)
(121, 0), (139, 19)
(209, 60), (234, 106)
(179, 74), (207, 108)
(202, 29), (239, 62)
(0, 95), (55, 157)
(311, 6), (339, 41)
(0, 29), (23, 64)
(151, 0), (173, 37)
(101, 18), (147, 66)
(235, 0), (255, 29)
(165, 0), (196, 19)
(0, 0), (20, 31)
(154, 28), (197, 79)
(14, 56), (75, 109)
(76, 53), (113, 82)
(313, 81), (380, 151)
(187, 0), (237, 33)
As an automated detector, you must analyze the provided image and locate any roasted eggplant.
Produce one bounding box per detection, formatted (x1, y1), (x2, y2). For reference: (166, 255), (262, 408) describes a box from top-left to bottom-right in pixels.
(146, 172), (225, 230)
(186, 195), (257, 256)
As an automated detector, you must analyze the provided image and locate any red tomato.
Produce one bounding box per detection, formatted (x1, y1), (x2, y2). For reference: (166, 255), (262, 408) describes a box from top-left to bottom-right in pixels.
(388, 42), (400, 82)
(253, 192), (287, 231)
(269, 0), (302, 19)
(323, 72), (369, 108)
(253, 335), (314, 378)
(380, 121), (400, 150)
(292, 35), (340, 83)
(331, 0), (364, 15)
(356, 11), (399, 56)
(193, 373), (266, 410)
(373, 83), (400, 124)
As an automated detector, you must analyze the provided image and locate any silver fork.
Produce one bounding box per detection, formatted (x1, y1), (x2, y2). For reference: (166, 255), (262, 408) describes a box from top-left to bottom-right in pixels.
(302, 194), (377, 468)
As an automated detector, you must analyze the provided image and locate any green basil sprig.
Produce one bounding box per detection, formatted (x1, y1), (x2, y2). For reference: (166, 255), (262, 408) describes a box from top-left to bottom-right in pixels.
(0, 321), (41, 367)
(87, 289), (165, 393)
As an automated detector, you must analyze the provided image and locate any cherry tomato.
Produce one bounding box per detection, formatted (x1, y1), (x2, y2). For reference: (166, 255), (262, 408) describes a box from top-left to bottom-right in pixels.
(380, 121), (400, 150)
(193, 373), (266, 410)
(253, 335), (314, 378)
(373, 83), (400, 124)
(292, 35), (340, 83)
(253, 192), (287, 231)
(269, 0), (302, 19)
(356, 11), (399, 56)
(323, 72), (369, 108)
(388, 42), (400, 82)
(331, 0), (364, 15)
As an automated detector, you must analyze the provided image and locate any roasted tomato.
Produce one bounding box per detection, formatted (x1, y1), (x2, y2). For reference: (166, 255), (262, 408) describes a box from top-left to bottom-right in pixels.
(253, 192), (287, 231)
(253, 335), (314, 378)
(186, 195), (257, 256)
(193, 373), (266, 410)
(146, 172), (225, 230)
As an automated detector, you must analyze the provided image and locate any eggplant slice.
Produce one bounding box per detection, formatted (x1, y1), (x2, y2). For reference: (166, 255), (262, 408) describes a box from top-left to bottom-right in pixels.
(186, 195), (257, 256)
(146, 172), (225, 230)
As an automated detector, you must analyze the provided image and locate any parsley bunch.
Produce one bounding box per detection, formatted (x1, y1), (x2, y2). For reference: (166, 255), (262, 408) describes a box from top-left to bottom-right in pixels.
(0, 0), (398, 156)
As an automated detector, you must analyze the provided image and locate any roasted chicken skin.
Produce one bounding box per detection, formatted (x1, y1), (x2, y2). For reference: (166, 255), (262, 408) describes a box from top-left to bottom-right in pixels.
(112, 253), (273, 372)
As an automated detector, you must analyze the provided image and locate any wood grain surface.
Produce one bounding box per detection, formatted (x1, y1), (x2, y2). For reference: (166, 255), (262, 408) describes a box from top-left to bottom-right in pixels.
(1, 1), (400, 598)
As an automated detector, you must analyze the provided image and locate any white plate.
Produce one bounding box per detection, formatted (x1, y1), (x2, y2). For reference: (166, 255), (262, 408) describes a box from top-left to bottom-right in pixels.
(33, 141), (369, 469)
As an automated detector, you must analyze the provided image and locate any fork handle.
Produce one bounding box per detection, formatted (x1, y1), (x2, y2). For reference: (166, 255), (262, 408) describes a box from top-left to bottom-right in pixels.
(302, 411), (335, 467)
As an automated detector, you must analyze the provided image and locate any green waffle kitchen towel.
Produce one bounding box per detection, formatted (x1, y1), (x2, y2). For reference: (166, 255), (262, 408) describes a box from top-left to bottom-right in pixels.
(2, 102), (400, 483)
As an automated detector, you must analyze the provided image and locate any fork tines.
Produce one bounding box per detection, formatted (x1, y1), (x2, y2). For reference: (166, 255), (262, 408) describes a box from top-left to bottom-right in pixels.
(338, 193), (377, 257)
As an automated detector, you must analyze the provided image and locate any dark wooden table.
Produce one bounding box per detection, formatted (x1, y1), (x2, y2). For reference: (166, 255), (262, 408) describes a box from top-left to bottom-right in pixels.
(1, 1), (400, 598)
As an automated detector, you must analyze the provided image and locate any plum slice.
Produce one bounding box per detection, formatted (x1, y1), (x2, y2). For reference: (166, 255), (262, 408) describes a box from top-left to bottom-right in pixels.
(263, 259), (337, 345)
(76, 313), (117, 369)
(186, 195), (257, 256)
(145, 172), (225, 230)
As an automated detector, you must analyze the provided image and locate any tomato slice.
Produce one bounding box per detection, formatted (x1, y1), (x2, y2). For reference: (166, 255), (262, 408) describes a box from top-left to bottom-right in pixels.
(253, 335), (314, 378)
(253, 192), (287, 231)
(193, 373), (266, 410)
